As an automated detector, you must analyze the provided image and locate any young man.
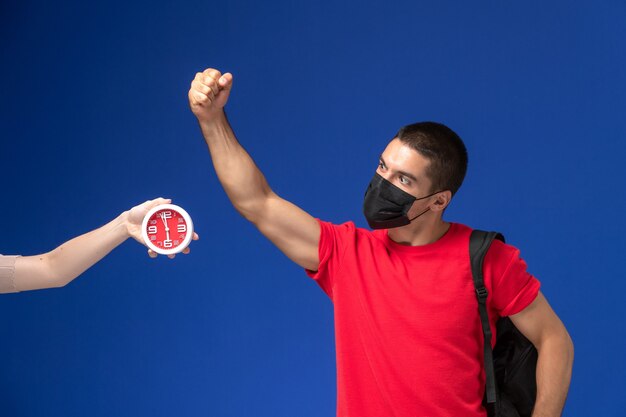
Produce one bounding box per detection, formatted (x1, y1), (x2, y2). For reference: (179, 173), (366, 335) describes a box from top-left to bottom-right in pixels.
(188, 68), (574, 417)
(0, 198), (199, 293)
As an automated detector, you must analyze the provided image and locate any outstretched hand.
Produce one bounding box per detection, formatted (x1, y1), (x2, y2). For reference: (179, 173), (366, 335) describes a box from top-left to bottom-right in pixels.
(125, 198), (200, 259)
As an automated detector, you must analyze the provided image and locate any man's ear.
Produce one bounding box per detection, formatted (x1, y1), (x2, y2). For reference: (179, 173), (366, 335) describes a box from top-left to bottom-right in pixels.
(430, 190), (452, 212)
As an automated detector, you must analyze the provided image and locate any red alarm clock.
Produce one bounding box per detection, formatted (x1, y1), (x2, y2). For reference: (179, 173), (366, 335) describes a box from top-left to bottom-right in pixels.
(141, 203), (194, 255)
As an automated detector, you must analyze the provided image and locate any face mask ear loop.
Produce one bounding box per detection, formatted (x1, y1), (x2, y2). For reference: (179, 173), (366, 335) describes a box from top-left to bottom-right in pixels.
(408, 207), (431, 223)
(406, 190), (447, 223)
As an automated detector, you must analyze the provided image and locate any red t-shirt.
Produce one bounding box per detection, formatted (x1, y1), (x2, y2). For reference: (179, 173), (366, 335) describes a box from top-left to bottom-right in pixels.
(306, 221), (540, 417)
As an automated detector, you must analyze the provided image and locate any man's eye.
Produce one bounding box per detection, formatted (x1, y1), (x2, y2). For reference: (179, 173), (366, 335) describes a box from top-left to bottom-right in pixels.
(378, 162), (385, 170)
(399, 176), (409, 185)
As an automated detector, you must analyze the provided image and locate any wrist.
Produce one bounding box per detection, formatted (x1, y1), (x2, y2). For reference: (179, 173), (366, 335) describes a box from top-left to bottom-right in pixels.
(199, 111), (231, 142)
(198, 109), (227, 128)
(118, 210), (133, 239)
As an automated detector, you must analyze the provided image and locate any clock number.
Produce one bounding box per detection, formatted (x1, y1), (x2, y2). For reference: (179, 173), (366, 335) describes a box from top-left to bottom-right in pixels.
(163, 239), (173, 248)
(177, 224), (187, 233)
(148, 226), (157, 234)
(161, 211), (172, 219)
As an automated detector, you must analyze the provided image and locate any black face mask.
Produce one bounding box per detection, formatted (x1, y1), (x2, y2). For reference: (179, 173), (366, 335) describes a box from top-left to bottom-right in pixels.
(363, 173), (441, 230)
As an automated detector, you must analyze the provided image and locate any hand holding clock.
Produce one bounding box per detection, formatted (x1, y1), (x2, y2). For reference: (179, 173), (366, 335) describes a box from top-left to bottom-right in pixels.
(2, 198), (199, 293)
(126, 198), (199, 259)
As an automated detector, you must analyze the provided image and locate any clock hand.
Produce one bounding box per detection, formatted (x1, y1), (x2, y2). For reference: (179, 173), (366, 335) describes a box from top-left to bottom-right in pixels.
(160, 213), (171, 241)
(160, 213), (170, 231)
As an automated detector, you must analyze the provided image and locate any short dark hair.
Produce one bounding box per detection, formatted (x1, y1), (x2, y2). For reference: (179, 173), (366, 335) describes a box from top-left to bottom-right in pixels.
(394, 121), (467, 196)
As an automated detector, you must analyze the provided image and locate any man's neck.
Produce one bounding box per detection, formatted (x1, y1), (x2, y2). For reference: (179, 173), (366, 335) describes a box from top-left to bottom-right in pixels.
(387, 216), (451, 246)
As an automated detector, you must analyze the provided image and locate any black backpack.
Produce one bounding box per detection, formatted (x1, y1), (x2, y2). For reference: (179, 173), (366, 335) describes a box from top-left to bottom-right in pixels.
(469, 230), (538, 417)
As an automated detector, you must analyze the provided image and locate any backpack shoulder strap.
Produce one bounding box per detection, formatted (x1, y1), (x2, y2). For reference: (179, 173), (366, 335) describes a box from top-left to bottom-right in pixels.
(469, 230), (505, 407)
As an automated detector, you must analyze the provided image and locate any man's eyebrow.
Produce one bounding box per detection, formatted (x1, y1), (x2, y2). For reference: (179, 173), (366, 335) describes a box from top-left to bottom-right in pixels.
(378, 156), (418, 182)
(398, 170), (418, 181)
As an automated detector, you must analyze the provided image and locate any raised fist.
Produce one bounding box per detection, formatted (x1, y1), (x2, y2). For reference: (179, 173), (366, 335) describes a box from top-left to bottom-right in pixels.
(188, 68), (233, 123)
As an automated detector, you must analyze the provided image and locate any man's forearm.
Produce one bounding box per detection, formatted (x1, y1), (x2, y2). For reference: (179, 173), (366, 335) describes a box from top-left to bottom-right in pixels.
(199, 111), (272, 220)
(532, 332), (574, 417)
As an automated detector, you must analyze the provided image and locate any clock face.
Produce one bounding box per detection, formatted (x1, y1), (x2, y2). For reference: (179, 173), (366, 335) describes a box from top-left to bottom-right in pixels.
(141, 204), (194, 255)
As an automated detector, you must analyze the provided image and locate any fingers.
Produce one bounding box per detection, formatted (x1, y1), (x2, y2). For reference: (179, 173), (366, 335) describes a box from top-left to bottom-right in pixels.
(218, 72), (233, 90)
(147, 249), (176, 259)
(156, 197), (171, 206)
(191, 79), (214, 100)
(190, 70), (220, 101)
(203, 68), (222, 80)
(189, 68), (233, 108)
(135, 197), (170, 212)
(148, 240), (195, 259)
(189, 81), (211, 106)
(146, 197), (171, 209)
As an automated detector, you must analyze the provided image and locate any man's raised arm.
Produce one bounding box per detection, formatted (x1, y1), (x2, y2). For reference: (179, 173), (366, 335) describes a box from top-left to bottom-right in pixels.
(188, 68), (320, 271)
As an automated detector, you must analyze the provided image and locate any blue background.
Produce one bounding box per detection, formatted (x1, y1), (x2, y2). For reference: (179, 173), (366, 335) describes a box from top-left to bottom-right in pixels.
(1, 1), (625, 416)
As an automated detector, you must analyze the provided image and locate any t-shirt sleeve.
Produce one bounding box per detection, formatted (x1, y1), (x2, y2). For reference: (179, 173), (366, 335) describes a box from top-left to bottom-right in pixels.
(484, 242), (541, 317)
(305, 219), (355, 300)
(0, 254), (20, 294)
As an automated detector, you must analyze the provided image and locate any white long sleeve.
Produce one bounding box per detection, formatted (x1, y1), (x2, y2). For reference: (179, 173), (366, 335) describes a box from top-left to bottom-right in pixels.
(0, 254), (20, 293)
